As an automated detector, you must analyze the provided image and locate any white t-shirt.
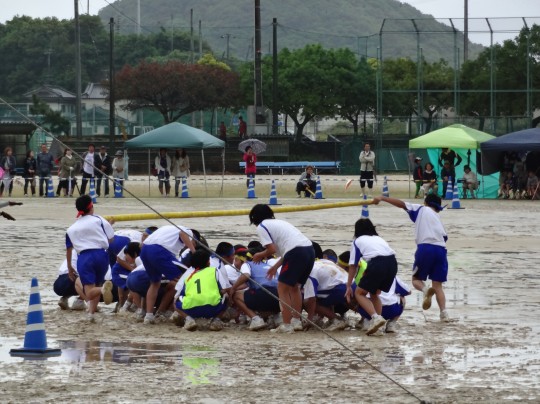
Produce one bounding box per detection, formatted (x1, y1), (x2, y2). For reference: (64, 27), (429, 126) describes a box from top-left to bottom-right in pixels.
(115, 230), (143, 261)
(404, 202), (447, 247)
(66, 215), (114, 253)
(257, 219), (312, 257)
(304, 259), (347, 300)
(226, 264), (240, 284)
(349, 235), (395, 265)
(143, 225), (193, 256)
(83, 151), (94, 175)
(210, 256), (232, 288)
(58, 254), (79, 275)
(368, 276), (412, 306)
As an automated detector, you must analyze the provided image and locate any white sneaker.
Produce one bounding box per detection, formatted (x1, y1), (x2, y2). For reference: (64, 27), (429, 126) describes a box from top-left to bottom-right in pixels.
(366, 314), (386, 335)
(86, 313), (96, 323)
(326, 318), (347, 332)
(208, 318), (224, 331)
(58, 296), (69, 310)
(385, 318), (398, 333)
(291, 318), (303, 331)
(70, 298), (87, 311)
(270, 323), (294, 334)
(143, 313), (155, 325)
(248, 315), (266, 331)
(440, 310), (451, 322)
(101, 280), (114, 305)
(370, 327), (385, 336)
(133, 308), (146, 322)
(184, 316), (197, 331)
(422, 287), (436, 310)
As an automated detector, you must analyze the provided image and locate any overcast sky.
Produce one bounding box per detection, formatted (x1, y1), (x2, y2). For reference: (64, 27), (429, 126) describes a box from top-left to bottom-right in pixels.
(1, 0), (539, 45)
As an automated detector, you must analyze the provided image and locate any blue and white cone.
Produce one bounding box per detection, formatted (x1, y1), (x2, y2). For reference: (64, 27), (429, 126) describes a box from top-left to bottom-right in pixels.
(181, 177), (189, 198)
(247, 177), (256, 199)
(382, 176), (390, 197)
(451, 182), (464, 209)
(314, 176), (324, 199)
(89, 178), (97, 203)
(269, 180), (280, 205)
(46, 178), (55, 197)
(361, 194), (369, 218)
(10, 278), (61, 356)
(114, 180), (123, 198)
(445, 176), (454, 200)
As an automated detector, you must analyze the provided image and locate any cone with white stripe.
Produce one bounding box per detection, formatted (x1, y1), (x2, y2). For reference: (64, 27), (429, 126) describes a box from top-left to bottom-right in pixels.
(89, 178), (97, 203)
(361, 194), (369, 218)
(247, 177), (256, 199)
(181, 177), (189, 198)
(450, 182), (464, 209)
(382, 176), (390, 197)
(268, 179), (280, 205)
(445, 176), (453, 200)
(114, 180), (123, 198)
(314, 176), (324, 199)
(10, 278), (61, 356)
(46, 178), (55, 197)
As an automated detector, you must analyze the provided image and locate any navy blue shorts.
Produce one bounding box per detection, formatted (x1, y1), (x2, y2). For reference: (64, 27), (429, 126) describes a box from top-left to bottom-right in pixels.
(358, 255), (398, 294)
(78, 249), (109, 286)
(244, 287), (280, 313)
(358, 301), (404, 321)
(278, 245), (315, 287)
(176, 301), (226, 319)
(53, 273), (77, 297)
(126, 270), (151, 296)
(413, 244), (448, 282)
(141, 244), (183, 282)
(317, 284), (347, 307)
(111, 262), (130, 290)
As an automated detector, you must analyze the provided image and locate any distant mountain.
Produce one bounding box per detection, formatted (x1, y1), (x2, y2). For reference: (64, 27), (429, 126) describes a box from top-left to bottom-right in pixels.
(98, 0), (483, 62)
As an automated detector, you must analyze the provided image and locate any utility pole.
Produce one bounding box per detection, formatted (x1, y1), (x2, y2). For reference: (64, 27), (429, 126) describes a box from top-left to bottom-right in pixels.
(137, 0), (141, 36)
(221, 33), (231, 60)
(44, 48), (53, 83)
(75, 0), (82, 138)
(190, 9), (195, 127)
(254, 0), (265, 125)
(199, 20), (204, 130)
(170, 14), (174, 52)
(272, 18), (278, 135)
(109, 18), (115, 148)
(464, 0), (469, 61)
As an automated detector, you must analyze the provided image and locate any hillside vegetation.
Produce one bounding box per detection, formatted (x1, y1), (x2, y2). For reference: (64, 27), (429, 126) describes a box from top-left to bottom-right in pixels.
(98, 0), (483, 61)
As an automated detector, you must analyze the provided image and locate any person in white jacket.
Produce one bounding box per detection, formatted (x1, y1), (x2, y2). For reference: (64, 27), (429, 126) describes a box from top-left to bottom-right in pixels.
(359, 143), (375, 196)
(155, 148), (172, 197)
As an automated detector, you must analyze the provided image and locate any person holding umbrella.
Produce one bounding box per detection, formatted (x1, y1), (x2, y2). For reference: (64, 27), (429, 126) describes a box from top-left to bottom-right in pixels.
(243, 146), (257, 189)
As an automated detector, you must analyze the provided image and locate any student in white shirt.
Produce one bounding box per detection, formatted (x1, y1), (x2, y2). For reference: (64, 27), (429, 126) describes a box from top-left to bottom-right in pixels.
(249, 204), (315, 334)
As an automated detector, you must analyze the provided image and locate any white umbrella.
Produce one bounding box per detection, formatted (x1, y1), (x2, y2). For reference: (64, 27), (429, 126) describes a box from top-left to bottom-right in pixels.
(238, 139), (267, 155)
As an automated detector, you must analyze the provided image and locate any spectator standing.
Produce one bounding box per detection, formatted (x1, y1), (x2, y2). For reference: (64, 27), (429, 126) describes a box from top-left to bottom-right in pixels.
(79, 144), (95, 195)
(95, 146), (112, 198)
(36, 143), (54, 197)
(238, 116), (247, 139)
(219, 121), (227, 142)
(359, 143), (376, 196)
(412, 157), (424, 198)
(0, 147), (17, 197)
(438, 148), (462, 170)
(171, 149), (190, 197)
(155, 148), (172, 197)
(23, 150), (37, 197)
(243, 146), (257, 189)
(58, 149), (78, 197)
(112, 150), (126, 196)
(440, 160), (455, 198)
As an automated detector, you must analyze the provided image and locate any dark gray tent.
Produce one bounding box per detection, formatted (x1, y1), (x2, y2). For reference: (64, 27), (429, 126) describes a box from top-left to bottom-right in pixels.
(480, 128), (540, 175)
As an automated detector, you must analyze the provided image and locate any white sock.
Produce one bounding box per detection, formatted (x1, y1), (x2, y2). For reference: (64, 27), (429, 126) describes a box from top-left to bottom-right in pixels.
(144, 313), (154, 320)
(122, 301), (131, 309)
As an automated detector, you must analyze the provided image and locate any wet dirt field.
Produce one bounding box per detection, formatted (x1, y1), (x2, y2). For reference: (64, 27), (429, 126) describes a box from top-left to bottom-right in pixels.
(0, 175), (539, 403)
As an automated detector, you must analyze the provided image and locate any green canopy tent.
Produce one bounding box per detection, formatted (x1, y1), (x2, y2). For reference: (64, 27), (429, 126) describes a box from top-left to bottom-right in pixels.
(408, 124), (498, 198)
(125, 122), (225, 196)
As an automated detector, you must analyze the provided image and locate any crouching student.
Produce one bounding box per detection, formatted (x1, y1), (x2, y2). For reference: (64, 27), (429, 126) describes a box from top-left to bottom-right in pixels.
(113, 242), (141, 314)
(230, 248), (280, 331)
(346, 218), (398, 336)
(356, 276), (411, 334)
(303, 257), (349, 332)
(140, 224), (196, 324)
(53, 253), (86, 311)
(175, 249), (229, 332)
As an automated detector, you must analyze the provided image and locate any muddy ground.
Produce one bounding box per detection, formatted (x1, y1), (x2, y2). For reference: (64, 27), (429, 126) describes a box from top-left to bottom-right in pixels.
(0, 175), (538, 403)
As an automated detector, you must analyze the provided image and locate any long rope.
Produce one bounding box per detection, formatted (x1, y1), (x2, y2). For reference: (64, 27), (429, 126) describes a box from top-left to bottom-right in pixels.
(0, 96), (422, 402)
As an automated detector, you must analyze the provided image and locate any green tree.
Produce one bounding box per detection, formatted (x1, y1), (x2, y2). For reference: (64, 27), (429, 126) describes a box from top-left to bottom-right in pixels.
(29, 95), (70, 135)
